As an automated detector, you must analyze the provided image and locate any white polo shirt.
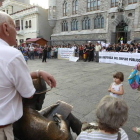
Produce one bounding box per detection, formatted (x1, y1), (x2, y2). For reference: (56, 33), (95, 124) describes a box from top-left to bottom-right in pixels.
(0, 39), (35, 125)
(95, 45), (101, 52)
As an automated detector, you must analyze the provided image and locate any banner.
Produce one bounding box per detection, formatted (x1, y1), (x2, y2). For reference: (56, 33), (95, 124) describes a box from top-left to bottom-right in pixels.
(69, 56), (79, 62)
(58, 48), (75, 60)
(99, 52), (140, 66)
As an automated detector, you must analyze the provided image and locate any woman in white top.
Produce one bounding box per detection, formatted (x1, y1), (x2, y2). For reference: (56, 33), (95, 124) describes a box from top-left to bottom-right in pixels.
(108, 72), (124, 99)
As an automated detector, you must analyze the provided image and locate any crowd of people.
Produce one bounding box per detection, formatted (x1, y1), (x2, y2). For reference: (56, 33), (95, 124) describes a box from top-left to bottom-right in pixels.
(14, 41), (140, 63)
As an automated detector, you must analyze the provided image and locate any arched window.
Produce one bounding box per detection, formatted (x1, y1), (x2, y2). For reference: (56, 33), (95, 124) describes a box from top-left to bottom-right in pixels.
(111, 0), (118, 7)
(63, 1), (67, 16)
(94, 15), (104, 29)
(82, 17), (90, 30)
(29, 20), (31, 28)
(87, 0), (100, 12)
(72, 0), (78, 14)
(62, 20), (68, 32)
(25, 21), (28, 28)
(71, 19), (78, 31)
(128, 0), (137, 4)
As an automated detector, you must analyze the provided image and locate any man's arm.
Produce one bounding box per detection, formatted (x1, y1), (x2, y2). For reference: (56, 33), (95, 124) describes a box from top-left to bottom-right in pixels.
(30, 70), (56, 88)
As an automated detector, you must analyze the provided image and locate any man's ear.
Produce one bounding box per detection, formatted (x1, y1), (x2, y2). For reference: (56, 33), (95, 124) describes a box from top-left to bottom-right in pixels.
(2, 23), (9, 36)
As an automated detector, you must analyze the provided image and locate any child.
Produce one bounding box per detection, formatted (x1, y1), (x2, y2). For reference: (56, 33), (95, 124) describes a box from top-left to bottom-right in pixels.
(24, 53), (28, 62)
(108, 72), (124, 99)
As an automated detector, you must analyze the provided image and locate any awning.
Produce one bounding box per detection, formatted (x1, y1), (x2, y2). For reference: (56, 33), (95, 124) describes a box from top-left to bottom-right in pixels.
(26, 38), (41, 42)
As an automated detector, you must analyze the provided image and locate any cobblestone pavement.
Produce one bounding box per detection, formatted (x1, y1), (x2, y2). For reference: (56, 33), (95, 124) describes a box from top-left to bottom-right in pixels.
(28, 59), (140, 140)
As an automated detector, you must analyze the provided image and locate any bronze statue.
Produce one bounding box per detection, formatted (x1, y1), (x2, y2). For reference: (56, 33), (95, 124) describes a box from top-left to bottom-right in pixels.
(13, 78), (82, 140)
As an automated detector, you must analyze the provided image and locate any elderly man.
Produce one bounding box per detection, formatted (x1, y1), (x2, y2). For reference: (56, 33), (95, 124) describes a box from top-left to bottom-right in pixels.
(0, 11), (56, 140)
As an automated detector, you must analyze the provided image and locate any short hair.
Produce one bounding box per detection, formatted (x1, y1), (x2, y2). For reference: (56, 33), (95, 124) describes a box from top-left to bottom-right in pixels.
(113, 72), (124, 82)
(96, 95), (128, 134)
(0, 11), (11, 31)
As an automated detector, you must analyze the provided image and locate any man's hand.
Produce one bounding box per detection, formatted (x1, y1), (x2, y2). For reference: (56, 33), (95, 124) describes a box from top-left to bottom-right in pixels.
(39, 71), (56, 88)
(31, 70), (56, 88)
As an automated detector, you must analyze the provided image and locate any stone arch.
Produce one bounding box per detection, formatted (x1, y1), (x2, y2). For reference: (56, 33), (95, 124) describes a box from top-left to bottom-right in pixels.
(112, 14), (130, 26)
(109, 15), (131, 44)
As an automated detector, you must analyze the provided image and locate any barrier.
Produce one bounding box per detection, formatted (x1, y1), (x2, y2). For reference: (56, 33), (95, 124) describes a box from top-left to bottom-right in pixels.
(99, 52), (140, 66)
(58, 48), (75, 60)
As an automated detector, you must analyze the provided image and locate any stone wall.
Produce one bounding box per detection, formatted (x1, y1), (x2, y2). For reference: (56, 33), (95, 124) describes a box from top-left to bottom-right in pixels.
(49, 0), (140, 44)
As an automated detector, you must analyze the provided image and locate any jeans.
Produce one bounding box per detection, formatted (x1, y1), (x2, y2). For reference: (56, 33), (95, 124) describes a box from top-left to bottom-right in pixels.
(30, 52), (34, 60)
(47, 52), (51, 59)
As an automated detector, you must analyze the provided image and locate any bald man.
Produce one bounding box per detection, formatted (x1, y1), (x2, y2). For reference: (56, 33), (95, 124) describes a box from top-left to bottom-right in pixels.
(0, 11), (56, 140)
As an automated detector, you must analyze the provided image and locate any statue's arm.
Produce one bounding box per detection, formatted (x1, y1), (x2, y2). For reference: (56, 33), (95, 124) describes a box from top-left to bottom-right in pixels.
(46, 121), (69, 140)
(39, 103), (59, 116)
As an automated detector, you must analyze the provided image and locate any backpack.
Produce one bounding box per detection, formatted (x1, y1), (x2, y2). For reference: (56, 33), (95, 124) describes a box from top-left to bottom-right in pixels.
(128, 69), (139, 89)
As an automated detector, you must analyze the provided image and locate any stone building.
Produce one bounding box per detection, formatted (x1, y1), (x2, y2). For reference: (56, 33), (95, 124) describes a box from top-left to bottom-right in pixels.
(0, 0), (52, 45)
(48, 0), (140, 45)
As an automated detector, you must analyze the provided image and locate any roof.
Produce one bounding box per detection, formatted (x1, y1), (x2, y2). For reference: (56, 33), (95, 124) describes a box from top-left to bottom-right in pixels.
(26, 38), (41, 42)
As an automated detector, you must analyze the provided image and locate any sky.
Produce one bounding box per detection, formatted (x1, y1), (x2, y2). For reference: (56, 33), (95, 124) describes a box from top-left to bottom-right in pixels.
(30, 0), (48, 9)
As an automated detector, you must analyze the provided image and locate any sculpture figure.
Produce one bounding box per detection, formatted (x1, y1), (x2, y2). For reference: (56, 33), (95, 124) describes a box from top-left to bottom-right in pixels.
(118, 0), (124, 12)
(13, 78), (82, 140)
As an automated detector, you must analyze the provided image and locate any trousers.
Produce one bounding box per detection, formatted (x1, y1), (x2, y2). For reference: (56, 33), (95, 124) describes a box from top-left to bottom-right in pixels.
(0, 125), (14, 140)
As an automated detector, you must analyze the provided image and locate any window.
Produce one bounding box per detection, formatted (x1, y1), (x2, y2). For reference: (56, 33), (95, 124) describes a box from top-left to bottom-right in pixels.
(128, 13), (132, 17)
(94, 15), (104, 29)
(111, 15), (115, 19)
(29, 20), (31, 28)
(111, 0), (118, 7)
(25, 21), (28, 28)
(72, 0), (78, 14)
(71, 19), (78, 31)
(82, 17), (90, 30)
(62, 20), (68, 31)
(21, 20), (23, 30)
(15, 20), (20, 31)
(53, 6), (56, 18)
(49, 6), (51, 17)
(87, 0), (100, 12)
(128, 0), (137, 4)
(63, 1), (67, 16)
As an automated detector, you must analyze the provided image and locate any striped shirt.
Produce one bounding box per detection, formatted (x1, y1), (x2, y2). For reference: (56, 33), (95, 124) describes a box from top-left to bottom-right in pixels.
(76, 128), (128, 140)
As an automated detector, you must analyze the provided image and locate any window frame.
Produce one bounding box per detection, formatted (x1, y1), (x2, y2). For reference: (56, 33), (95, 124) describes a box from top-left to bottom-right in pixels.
(72, 0), (78, 15)
(29, 20), (31, 28)
(62, 20), (68, 32)
(82, 17), (90, 30)
(25, 21), (28, 28)
(63, 1), (67, 16)
(94, 15), (104, 29)
(111, 0), (118, 7)
(87, 0), (100, 12)
(71, 19), (78, 31)
(128, 0), (137, 4)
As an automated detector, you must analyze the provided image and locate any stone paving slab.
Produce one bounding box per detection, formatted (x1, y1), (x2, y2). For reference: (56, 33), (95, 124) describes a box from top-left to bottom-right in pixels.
(28, 59), (140, 140)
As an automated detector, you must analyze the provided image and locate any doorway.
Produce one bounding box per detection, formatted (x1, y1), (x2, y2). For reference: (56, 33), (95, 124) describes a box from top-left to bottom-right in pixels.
(116, 21), (128, 44)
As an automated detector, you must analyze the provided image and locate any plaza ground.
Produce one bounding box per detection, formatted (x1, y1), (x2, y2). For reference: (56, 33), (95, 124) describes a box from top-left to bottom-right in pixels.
(28, 59), (140, 140)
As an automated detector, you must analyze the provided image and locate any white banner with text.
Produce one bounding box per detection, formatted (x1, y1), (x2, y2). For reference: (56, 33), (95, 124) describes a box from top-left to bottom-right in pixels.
(58, 48), (75, 60)
(99, 52), (140, 66)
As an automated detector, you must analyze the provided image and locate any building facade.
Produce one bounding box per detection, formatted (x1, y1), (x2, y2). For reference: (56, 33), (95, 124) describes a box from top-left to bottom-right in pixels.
(0, 0), (52, 45)
(48, 0), (140, 45)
